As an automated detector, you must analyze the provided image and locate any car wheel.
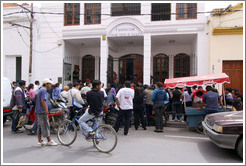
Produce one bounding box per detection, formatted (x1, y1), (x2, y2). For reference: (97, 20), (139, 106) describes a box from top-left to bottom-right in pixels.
(236, 137), (243, 159)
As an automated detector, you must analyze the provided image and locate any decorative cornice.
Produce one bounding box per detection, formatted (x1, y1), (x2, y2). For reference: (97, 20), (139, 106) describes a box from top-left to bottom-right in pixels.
(212, 27), (243, 35)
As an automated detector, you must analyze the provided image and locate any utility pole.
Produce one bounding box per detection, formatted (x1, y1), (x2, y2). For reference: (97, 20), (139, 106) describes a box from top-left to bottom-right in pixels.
(29, 3), (33, 76)
(17, 3), (33, 79)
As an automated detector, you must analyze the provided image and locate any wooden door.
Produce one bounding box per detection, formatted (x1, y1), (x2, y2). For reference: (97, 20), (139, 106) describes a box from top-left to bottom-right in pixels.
(134, 58), (143, 82)
(223, 61), (243, 94)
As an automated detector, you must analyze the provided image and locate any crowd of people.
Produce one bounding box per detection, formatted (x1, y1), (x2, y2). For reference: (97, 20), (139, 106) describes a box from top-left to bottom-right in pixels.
(9, 77), (243, 146)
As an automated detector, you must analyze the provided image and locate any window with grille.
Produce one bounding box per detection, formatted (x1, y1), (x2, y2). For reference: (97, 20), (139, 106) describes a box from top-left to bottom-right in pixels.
(153, 54), (169, 83)
(64, 3), (80, 26)
(176, 3), (197, 20)
(85, 3), (101, 25)
(152, 3), (171, 21)
(174, 53), (190, 78)
(111, 3), (141, 16)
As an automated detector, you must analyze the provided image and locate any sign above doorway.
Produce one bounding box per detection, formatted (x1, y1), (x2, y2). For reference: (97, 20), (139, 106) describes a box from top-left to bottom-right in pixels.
(108, 23), (143, 37)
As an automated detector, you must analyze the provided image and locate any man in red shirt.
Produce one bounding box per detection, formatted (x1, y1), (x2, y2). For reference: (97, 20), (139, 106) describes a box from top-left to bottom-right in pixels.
(192, 86), (207, 100)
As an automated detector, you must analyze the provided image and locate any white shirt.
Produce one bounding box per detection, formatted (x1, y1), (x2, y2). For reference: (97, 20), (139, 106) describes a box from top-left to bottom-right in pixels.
(81, 86), (91, 94)
(100, 88), (107, 98)
(60, 90), (69, 99)
(116, 87), (135, 110)
(34, 84), (40, 93)
(68, 87), (85, 107)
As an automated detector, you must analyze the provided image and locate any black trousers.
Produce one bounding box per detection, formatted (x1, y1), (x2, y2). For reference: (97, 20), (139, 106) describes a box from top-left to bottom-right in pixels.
(153, 104), (165, 130)
(113, 109), (132, 135)
(133, 105), (146, 129)
(145, 104), (153, 126)
(172, 102), (182, 120)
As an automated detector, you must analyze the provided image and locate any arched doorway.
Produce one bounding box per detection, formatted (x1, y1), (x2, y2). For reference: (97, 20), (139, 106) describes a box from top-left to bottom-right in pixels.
(174, 53), (190, 78)
(119, 54), (143, 84)
(153, 54), (169, 83)
(82, 55), (95, 82)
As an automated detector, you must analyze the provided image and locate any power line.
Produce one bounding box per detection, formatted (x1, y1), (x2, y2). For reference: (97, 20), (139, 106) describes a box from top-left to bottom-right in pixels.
(15, 26), (60, 53)
(3, 9), (243, 17)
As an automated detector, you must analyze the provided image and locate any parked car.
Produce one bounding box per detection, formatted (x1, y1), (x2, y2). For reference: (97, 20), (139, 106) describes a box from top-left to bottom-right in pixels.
(202, 111), (243, 159)
(3, 77), (13, 124)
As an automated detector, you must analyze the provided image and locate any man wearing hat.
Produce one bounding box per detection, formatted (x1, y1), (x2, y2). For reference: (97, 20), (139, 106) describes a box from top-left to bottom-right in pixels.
(35, 78), (58, 146)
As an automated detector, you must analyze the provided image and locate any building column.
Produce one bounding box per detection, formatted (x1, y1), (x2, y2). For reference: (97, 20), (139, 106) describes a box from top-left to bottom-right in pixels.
(100, 35), (108, 85)
(169, 55), (174, 78)
(197, 33), (209, 75)
(143, 34), (151, 85)
(95, 56), (99, 80)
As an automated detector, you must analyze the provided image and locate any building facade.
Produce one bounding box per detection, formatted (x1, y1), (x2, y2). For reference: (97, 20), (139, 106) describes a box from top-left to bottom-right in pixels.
(208, 3), (243, 93)
(3, 2), (209, 86)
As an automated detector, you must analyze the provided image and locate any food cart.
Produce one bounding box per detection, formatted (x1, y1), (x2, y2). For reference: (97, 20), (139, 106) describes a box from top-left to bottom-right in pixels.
(164, 73), (230, 133)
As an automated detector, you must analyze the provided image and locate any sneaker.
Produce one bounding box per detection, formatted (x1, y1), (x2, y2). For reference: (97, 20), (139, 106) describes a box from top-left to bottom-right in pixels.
(169, 119), (174, 122)
(37, 140), (47, 146)
(154, 129), (163, 133)
(12, 130), (24, 134)
(86, 132), (95, 140)
(27, 130), (37, 135)
(47, 139), (58, 146)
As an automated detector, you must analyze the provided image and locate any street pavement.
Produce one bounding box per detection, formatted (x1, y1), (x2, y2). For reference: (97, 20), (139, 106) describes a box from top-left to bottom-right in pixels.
(2, 119), (242, 164)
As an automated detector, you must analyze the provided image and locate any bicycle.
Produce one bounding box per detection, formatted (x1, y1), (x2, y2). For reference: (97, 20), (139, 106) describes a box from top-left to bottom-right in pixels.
(57, 109), (118, 153)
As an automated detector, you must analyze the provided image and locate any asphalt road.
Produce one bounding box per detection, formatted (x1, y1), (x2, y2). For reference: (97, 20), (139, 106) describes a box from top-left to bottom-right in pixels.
(2, 119), (242, 164)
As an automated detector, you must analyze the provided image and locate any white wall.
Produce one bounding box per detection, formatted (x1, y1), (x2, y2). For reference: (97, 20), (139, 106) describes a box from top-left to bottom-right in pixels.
(33, 3), (64, 84)
(3, 21), (30, 83)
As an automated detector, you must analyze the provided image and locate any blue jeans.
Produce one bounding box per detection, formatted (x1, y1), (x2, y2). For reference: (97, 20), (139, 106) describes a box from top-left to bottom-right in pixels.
(26, 105), (38, 133)
(32, 116), (38, 133)
(11, 109), (26, 132)
(78, 109), (103, 133)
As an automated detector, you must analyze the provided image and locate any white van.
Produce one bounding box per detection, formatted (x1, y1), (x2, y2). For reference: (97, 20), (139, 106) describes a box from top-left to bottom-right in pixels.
(3, 77), (12, 107)
(3, 77), (13, 124)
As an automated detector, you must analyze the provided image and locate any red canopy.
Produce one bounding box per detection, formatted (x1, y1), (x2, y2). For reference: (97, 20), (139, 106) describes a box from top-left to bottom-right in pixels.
(164, 73), (230, 88)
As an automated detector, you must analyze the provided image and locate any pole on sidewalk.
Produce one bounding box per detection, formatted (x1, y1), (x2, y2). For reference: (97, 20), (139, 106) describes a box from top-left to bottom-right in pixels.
(29, 3), (33, 77)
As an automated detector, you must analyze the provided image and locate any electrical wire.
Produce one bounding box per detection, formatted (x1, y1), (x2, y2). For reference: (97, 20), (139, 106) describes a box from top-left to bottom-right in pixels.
(15, 26), (60, 53)
(3, 8), (243, 17)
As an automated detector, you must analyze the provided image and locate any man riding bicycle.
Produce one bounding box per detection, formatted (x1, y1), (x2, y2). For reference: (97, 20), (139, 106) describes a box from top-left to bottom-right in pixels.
(78, 80), (105, 140)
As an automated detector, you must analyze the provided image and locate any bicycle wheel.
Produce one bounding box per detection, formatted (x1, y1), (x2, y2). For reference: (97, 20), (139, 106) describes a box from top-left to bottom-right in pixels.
(57, 120), (77, 146)
(93, 124), (117, 153)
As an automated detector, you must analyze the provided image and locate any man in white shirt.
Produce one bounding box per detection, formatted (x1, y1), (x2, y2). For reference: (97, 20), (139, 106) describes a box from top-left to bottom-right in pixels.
(81, 82), (92, 94)
(68, 83), (85, 120)
(34, 80), (40, 93)
(113, 81), (134, 136)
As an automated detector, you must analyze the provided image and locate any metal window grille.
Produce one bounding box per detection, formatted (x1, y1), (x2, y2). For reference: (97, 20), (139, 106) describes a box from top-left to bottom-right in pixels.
(152, 3), (171, 21)
(174, 54), (190, 78)
(176, 3), (197, 20)
(85, 3), (101, 25)
(111, 3), (141, 16)
(64, 3), (80, 26)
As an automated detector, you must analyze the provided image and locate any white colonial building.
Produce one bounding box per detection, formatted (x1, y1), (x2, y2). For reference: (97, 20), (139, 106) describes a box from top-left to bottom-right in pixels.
(3, 2), (209, 86)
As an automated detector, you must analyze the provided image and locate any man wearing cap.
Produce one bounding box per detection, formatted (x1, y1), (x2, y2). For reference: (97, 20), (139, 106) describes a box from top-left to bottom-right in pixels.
(35, 78), (58, 146)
